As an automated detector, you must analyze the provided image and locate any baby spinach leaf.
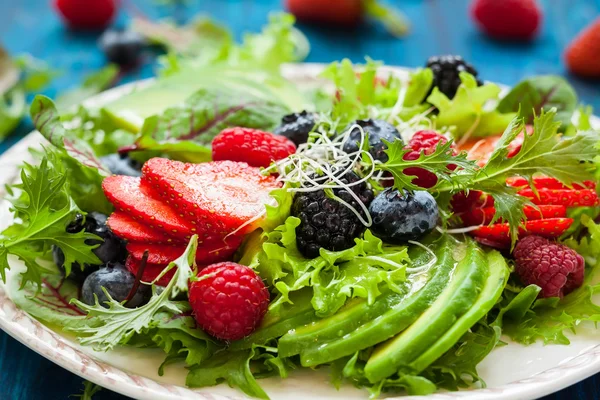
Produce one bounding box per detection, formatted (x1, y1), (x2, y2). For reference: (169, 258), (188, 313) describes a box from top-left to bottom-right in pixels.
(497, 75), (578, 131)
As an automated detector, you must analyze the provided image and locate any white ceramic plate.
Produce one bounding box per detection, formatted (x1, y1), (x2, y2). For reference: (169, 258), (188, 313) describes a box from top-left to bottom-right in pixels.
(1, 64), (600, 400)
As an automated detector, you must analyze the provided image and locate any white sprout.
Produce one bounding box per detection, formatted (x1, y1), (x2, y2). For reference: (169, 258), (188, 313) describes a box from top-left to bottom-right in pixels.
(436, 225), (483, 234)
(363, 255), (405, 270)
(406, 240), (438, 273)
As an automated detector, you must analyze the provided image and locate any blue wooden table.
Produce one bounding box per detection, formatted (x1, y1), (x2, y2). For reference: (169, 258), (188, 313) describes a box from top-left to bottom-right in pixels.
(1, 0), (599, 399)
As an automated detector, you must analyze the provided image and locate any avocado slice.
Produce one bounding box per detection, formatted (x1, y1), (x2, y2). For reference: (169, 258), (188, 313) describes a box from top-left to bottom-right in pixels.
(101, 67), (309, 132)
(363, 246), (508, 383)
(279, 236), (459, 364)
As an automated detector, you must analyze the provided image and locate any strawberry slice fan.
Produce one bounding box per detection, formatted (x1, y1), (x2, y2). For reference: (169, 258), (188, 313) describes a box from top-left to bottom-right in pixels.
(103, 158), (280, 285)
(456, 177), (599, 248)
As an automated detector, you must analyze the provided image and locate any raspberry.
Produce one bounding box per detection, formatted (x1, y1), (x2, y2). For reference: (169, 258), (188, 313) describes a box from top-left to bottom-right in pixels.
(189, 262), (270, 341)
(54, 0), (117, 30)
(212, 127), (296, 168)
(471, 0), (542, 41)
(403, 130), (457, 188)
(513, 236), (585, 298)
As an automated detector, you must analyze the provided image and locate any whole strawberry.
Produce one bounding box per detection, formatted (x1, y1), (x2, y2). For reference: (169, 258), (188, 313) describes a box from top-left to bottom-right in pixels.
(565, 18), (600, 79)
(471, 0), (542, 41)
(403, 130), (457, 188)
(212, 127), (296, 168)
(54, 0), (117, 30)
(513, 236), (585, 298)
(189, 262), (270, 341)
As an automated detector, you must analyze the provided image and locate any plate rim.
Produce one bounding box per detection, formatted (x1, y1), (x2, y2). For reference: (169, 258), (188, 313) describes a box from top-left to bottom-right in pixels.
(1, 62), (599, 400)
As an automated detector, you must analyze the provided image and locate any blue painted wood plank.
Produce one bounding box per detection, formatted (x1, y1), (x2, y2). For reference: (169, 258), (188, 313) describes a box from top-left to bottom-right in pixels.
(0, 1), (599, 399)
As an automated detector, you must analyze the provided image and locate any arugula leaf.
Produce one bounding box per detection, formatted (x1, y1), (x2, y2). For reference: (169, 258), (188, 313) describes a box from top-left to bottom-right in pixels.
(497, 75), (578, 131)
(376, 138), (478, 191)
(67, 236), (198, 351)
(56, 64), (119, 110)
(30, 95), (113, 213)
(259, 217), (409, 317)
(73, 381), (102, 400)
(0, 152), (100, 288)
(428, 73), (517, 139)
(186, 348), (269, 400)
(128, 87), (288, 162)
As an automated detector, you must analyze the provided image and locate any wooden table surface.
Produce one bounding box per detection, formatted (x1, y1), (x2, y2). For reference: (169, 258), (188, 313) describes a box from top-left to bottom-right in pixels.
(1, 0), (599, 399)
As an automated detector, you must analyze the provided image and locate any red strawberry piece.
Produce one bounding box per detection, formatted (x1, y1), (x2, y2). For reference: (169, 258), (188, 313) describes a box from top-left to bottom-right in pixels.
(189, 262), (270, 341)
(125, 256), (172, 287)
(460, 205), (567, 226)
(107, 212), (183, 245)
(450, 190), (494, 213)
(142, 159), (280, 234)
(286, 0), (363, 26)
(473, 236), (511, 250)
(565, 18), (600, 79)
(103, 175), (200, 239)
(212, 128), (296, 168)
(403, 130), (457, 188)
(54, 0), (117, 30)
(473, 218), (574, 243)
(518, 188), (600, 207)
(470, 0), (542, 41)
(506, 176), (596, 190)
(127, 238), (242, 265)
(513, 236), (585, 298)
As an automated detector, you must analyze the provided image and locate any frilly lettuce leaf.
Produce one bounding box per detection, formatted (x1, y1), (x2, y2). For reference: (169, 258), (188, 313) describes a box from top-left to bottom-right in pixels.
(257, 217), (409, 317)
(428, 73), (517, 139)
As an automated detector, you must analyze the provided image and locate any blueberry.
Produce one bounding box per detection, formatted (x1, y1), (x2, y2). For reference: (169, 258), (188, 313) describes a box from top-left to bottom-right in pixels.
(100, 154), (142, 177)
(54, 213), (126, 282)
(52, 246), (99, 284)
(369, 188), (439, 244)
(99, 29), (146, 66)
(82, 263), (151, 308)
(341, 119), (403, 163)
(273, 111), (316, 146)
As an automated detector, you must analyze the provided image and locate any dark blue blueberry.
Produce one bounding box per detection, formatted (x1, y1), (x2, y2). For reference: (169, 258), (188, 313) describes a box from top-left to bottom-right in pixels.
(369, 188), (439, 244)
(82, 263), (151, 308)
(100, 154), (142, 177)
(99, 29), (146, 66)
(341, 119), (403, 163)
(274, 111), (316, 146)
(52, 247), (99, 284)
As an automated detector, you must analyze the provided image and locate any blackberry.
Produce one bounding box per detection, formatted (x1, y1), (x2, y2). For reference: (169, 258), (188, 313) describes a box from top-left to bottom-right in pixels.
(369, 188), (439, 244)
(99, 29), (146, 66)
(341, 119), (402, 163)
(292, 171), (374, 258)
(273, 111), (316, 146)
(425, 55), (483, 100)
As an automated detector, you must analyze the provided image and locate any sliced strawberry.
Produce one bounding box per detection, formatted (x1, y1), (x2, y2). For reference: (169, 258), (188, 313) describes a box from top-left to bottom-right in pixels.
(142, 158), (280, 234)
(107, 212), (183, 244)
(460, 205), (567, 226)
(518, 188), (600, 207)
(473, 218), (574, 243)
(103, 175), (201, 238)
(506, 176), (596, 190)
(126, 238), (241, 265)
(125, 256), (172, 287)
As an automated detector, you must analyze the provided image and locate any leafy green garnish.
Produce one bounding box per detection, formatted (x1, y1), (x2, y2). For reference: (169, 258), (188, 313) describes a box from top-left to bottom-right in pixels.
(67, 236), (198, 351)
(56, 64), (119, 110)
(30, 95), (113, 213)
(255, 217), (409, 317)
(428, 72), (517, 139)
(497, 75), (578, 132)
(73, 380), (102, 400)
(0, 152), (100, 288)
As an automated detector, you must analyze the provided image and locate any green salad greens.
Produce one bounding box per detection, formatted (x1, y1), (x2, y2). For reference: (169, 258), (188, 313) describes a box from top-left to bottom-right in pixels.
(1, 13), (600, 400)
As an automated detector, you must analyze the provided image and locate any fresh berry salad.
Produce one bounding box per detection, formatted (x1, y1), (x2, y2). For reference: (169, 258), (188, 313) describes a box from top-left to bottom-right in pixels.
(2, 16), (600, 399)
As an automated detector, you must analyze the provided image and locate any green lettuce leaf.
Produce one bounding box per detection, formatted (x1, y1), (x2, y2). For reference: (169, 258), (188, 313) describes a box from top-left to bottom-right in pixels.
(0, 152), (100, 288)
(30, 95), (113, 213)
(428, 72), (517, 139)
(0, 88), (25, 140)
(258, 217), (409, 317)
(497, 75), (578, 132)
(56, 64), (120, 110)
(127, 86), (289, 162)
